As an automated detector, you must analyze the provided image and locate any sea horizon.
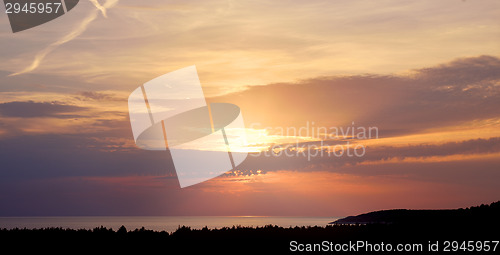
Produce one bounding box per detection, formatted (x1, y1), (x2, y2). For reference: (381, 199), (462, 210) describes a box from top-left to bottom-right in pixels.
(0, 216), (338, 233)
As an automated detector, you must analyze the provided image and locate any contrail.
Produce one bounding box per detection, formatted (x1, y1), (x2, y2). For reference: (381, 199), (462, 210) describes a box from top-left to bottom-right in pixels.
(89, 0), (109, 17)
(9, 0), (119, 77)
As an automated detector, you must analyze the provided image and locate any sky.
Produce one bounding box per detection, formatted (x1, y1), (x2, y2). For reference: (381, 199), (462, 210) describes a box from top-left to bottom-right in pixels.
(0, 0), (499, 217)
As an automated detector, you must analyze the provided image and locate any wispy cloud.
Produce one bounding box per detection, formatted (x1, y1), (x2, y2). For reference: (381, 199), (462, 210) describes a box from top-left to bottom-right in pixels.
(0, 101), (86, 118)
(9, 0), (119, 77)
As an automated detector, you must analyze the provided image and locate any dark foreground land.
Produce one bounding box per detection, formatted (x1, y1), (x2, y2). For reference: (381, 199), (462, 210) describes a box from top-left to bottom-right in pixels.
(1, 202), (499, 254)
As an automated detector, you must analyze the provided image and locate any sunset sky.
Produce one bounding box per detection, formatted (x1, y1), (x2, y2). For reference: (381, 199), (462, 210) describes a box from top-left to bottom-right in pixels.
(0, 0), (499, 217)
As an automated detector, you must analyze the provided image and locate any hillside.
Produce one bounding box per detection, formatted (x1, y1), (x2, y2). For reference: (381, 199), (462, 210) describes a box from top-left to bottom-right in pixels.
(330, 201), (500, 225)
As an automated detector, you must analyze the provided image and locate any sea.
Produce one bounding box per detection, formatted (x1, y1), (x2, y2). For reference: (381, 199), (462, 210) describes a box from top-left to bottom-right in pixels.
(0, 216), (337, 233)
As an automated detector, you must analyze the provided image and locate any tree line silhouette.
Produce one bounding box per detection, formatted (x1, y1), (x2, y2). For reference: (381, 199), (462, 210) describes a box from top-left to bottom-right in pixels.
(1, 201), (499, 253)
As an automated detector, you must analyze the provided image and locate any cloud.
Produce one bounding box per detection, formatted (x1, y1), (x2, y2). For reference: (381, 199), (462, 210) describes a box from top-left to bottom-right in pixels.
(0, 132), (176, 181)
(0, 55), (497, 179)
(1, 1), (499, 217)
(0, 55), (498, 216)
(233, 137), (500, 174)
(0, 55), (497, 178)
(210, 55), (500, 137)
(0, 96), (128, 137)
(2, 0), (498, 91)
(75, 91), (123, 101)
(415, 55), (500, 87)
(0, 101), (87, 118)
(367, 137), (500, 162)
(9, 0), (120, 76)
(7, 121), (498, 183)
